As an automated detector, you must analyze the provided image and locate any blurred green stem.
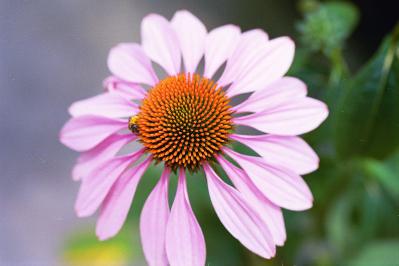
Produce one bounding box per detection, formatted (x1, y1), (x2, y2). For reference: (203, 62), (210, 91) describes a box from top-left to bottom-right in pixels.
(314, 159), (351, 227)
(328, 47), (349, 87)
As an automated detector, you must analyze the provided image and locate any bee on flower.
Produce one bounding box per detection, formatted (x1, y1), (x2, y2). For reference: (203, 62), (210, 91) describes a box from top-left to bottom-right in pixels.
(60, 10), (328, 266)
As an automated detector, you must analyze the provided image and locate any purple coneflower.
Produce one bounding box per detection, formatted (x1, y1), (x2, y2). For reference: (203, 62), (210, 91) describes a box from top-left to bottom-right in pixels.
(60, 10), (328, 266)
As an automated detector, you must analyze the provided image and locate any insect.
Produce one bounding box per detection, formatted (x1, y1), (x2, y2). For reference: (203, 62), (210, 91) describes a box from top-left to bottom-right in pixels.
(128, 115), (139, 134)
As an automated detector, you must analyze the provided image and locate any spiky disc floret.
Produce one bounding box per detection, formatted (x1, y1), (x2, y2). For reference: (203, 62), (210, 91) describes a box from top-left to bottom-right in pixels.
(136, 73), (233, 170)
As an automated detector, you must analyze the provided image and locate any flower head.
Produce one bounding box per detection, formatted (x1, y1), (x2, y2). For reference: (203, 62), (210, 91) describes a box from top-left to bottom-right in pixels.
(60, 10), (328, 265)
(137, 73), (233, 170)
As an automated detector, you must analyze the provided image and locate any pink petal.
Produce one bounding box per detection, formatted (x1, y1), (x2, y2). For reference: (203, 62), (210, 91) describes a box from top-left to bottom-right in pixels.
(233, 97), (329, 136)
(223, 148), (313, 211)
(203, 163), (276, 258)
(216, 155), (286, 246)
(141, 14), (181, 75)
(96, 156), (152, 240)
(74, 149), (144, 217)
(166, 169), (206, 266)
(72, 133), (135, 181)
(232, 77), (307, 113)
(225, 37), (295, 98)
(203, 24), (241, 79)
(68, 92), (138, 118)
(59, 115), (127, 152)
(140, 167), (171, 266)
(218, 29), (269, 87)
(230, 134), (319, 175)
(107, 43), (158, 86)
(104, 76), (147, 100)
(171, 10), (206, 74)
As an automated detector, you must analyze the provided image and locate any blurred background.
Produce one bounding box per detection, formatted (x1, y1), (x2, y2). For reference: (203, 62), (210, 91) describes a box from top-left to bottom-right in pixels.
(1, 0), (398, 265)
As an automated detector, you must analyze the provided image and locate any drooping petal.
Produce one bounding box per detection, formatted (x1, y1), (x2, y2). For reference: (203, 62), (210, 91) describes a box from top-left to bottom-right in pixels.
(140, 167), (171, 266)
(141, 14), (181, 75)
(203, 163), (276, 258)
(104, 76), (147, 100)
(107, 43), (158, 86)
(68, 92), (138, 118)
(230, 134), (319, 175)
(96, 156), (152, 240)
(171, 10), (206, 74)
(59, 115), (127, 152)
(72, 133), (135, 181)
(223, 148), (313, 211)
(232, 77), (307, 114)
(233, 97), (329, 136)
(218, 29), (269, 87)
(216, 155), (286, 246)
(166, 169), (206, 266)
(74, 149), (145, 217)
(225, 37), (295, 98)
(203, 24), (241, 79)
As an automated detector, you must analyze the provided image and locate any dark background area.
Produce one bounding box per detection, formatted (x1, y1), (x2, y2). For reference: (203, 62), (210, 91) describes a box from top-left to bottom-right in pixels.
(351, 0), (398, 55)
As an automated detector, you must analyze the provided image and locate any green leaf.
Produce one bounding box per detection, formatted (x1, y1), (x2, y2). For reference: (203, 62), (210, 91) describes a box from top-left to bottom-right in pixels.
(334, 25), (399, 159)
(326, 191), (356, 256)
(347, 241), (399, 266)
(297, 1), (359, 55)
(361, 158), (399, 200)
(325, 166), (397, 259)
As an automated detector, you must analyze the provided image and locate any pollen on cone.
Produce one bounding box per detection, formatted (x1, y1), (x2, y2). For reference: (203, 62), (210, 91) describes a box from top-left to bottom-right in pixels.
(137, 73), (233, 170)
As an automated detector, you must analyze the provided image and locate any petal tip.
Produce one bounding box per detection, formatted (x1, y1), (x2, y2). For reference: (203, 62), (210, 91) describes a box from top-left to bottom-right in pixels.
(75, 206), (90, 218)
(96, 230), (111, 241)
(95, 223), (116, 241)
(173, 9), (194, 17)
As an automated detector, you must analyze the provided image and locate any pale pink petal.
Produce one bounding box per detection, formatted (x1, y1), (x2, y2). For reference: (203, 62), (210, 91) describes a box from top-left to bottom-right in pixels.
(96, 156), (152, 240)
(68, 92), (138, 118)
(203, 24), (241, 79)
(225, 37), (295, 98)
(72, 133), (136, 181)
(218, 29), (269, 86)
(232, 77), (307, 113)
(171, 10), (206, 74)
(140, 167), (171, 266)
(233, 97), (329, 136)
(104, 76), (147, 100)
(223, 148), (313, 211)
(230, 134), (319, 175)
(216, 155), (286, 246)
(166, 169), (206, 266)
(59, 115), (127, 152)
(141, 14), (181, 75)
(107, 43), (158, 86)
(74, 149), (145, 217)
(203, 163), (276, 258)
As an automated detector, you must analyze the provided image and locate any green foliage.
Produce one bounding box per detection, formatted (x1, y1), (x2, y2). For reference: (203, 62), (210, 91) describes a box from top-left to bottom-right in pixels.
(294, 2), (399, 265)
(348, 241), (399, 266)
(334, 26), (399, 159)
(361, 158), (399, 200)
(324, 159), (399, 263)
(297, 0), (359, 55)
